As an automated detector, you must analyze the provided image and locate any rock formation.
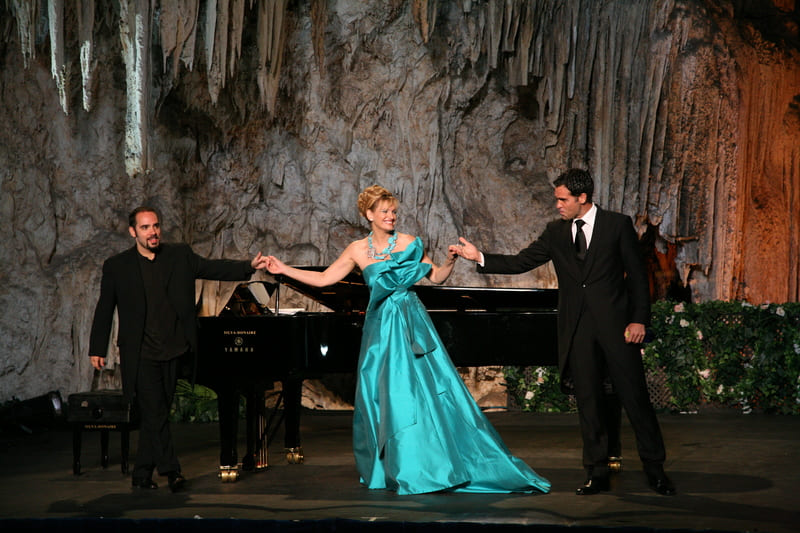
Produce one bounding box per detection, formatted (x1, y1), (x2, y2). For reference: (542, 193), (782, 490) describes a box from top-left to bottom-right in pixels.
(0, 0), (798, 404)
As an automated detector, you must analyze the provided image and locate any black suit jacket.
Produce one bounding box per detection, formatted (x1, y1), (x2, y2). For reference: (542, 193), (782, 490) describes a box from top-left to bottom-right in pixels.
(479, 207), (650, 374)
(88, 243), (255, 398)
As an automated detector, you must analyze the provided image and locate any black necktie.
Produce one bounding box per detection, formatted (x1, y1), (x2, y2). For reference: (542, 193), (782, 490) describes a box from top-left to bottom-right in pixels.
(574, 219), (587, 261)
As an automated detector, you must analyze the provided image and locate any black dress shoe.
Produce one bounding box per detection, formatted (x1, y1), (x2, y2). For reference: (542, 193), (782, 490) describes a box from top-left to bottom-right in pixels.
(131, 478), (158, 490)
(167, 472), (186, 493)
(646, 471), (676, 496)
(576, 476), (610, 495)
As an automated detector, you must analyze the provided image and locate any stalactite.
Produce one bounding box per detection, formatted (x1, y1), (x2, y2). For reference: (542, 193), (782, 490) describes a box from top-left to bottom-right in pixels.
(5, 0), (288, 170)
(228, 0), (246, 79)
(159, 0), (200, 84)
(412, 0), (438, 44)
(257, 0), (288, 113)
(507, 1), (533, 86)
(501, 0), (520, 53)
(0, 0), (796, 297)
(10, 0), (37, 69)
(205, 0), (217, 74)
(463, 1), (483, 65)
(486, 0), (503, 69)
(3, 0), (800, 409)
(206, 0), (229, 105)
(48, 0), (69, 115)
(178, 3), (200, 71)
(311, 0), (326, 74)
(118, 0), (153, 177)
(77, 0), (95, 112)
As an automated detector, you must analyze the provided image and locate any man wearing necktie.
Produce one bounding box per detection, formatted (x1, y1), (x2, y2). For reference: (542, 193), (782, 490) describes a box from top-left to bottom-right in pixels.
(453, 168), (674, 496)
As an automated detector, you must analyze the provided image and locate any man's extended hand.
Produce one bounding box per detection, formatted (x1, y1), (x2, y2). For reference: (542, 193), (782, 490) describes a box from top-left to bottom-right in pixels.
(450, 237), (482, 262)
(90, 356), (105, 371)
(251, 252), (269, 270)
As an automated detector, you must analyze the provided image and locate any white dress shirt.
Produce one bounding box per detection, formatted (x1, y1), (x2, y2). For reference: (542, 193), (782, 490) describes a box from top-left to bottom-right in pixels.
(477, 202), (598, 266)
(573, 203), (597, 249)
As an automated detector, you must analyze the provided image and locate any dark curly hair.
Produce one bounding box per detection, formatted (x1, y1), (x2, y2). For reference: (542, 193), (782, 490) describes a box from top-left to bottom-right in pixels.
(128, 206), (159, 228)
(553, 169), (594, 202)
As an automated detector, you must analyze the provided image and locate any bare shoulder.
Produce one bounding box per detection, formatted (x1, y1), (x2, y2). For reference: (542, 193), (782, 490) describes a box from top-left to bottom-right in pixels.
(344, 238), (368, 256)
(395, 232), (418, 247)
(339, 238), (368, 264)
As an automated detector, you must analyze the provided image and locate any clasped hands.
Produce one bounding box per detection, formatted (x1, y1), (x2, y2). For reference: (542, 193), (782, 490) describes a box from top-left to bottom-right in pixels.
(448, 237), (481, 262)
(252, 253), (294, 275)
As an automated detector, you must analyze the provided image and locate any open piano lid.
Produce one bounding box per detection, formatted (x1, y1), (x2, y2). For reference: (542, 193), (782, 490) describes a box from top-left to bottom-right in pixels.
(276, 266), (558, 313)
(274, 267), (369, 313)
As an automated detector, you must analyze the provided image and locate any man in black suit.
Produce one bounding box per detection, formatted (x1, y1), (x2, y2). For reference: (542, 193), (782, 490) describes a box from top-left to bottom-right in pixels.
(453, 169), (674, 496)
(89, 206), (268, 492)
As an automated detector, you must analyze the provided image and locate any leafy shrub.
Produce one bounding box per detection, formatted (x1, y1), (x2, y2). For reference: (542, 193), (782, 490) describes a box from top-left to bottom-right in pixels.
(505, 301), (800, 415)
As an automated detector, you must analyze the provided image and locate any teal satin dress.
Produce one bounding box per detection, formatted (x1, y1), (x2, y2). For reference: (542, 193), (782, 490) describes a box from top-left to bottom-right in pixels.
(352, 237), (551, 495)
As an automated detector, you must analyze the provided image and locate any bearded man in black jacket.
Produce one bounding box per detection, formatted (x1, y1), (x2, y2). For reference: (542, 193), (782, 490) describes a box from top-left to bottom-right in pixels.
(89, 206), (268, 492)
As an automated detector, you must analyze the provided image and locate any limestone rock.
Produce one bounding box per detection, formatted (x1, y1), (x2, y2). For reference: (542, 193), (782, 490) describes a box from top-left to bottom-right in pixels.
(0, 1), (798, 405)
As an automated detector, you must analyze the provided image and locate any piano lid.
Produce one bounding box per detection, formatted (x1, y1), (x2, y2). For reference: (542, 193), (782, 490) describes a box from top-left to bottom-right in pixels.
(275, 266), (558, 313)
(218, 281), (278, 317)
(275, 267), (369, 313)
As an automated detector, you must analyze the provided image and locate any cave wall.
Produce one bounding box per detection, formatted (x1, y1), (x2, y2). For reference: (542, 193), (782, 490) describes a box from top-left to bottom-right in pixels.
(0, 0), (798, 403)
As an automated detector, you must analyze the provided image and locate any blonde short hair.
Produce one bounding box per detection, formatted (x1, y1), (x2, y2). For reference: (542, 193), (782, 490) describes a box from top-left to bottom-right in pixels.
(357, 185), (398, 220)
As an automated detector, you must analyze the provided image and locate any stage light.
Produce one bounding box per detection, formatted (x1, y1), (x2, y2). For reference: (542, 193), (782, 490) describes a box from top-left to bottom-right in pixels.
(0, 390), (65, 432)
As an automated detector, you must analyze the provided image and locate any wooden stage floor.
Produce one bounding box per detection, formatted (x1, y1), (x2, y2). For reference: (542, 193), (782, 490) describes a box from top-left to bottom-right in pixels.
(0, 409), (798, 532)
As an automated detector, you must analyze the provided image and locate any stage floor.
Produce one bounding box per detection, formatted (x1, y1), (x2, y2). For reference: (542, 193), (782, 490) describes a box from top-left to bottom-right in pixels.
(0, 409), (798, 532)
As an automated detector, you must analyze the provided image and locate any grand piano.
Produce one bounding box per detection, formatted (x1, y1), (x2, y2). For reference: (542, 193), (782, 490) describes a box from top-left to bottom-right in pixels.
(196, 268), (560, 481)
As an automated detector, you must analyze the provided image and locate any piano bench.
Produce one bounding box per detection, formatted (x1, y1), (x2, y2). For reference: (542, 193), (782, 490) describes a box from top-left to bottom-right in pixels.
(67, 391), (138, 476)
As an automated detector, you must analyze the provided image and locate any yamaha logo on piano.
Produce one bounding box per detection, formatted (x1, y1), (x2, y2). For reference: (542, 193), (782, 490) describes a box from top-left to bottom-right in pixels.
(222, 330), (257, 353)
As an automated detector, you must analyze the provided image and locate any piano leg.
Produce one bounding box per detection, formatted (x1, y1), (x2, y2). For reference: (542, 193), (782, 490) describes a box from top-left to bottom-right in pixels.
(216, 383), (240, 467)
(604, 385), (623, 474)
(241, 379), (305, 467)
(282, 378), (304, 464)
(244, 389), (268, 471)
(216, 382), (242, 482)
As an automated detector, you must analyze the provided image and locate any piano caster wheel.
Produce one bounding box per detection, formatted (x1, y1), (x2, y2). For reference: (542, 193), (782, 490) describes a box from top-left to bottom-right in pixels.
(241, 453), (269, 472)
(218, 464), (241, 483)
(285, 447), (304, 464)
(608, 456), (623, 474)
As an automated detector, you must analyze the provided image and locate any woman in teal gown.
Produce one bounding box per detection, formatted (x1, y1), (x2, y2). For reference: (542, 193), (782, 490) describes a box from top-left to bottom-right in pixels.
(265, 185), (550, 495)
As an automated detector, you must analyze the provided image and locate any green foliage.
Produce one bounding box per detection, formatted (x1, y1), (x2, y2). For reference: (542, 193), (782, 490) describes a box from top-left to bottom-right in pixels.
(170, 380), (251, 423)
(170, 379), (220, 423)
(504, 300), (800, 415)
(502, 365), (577, 413)
(643, 300), (705, 409)
(643, 300), (800, 414)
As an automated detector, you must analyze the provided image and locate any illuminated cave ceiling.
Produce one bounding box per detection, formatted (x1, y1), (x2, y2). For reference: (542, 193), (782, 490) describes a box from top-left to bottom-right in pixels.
(3, 0), (799, 301)
(9, 0), (294, 176)
(5, 0), (613, 177)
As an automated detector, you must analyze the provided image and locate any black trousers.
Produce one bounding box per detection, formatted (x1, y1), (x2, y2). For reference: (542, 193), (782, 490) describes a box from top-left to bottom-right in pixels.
(569, 311), (666, 477)
(132, 356), (181, 480)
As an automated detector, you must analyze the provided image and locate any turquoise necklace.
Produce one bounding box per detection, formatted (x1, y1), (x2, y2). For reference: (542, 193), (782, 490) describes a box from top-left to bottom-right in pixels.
(367, 231), (398, 260)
